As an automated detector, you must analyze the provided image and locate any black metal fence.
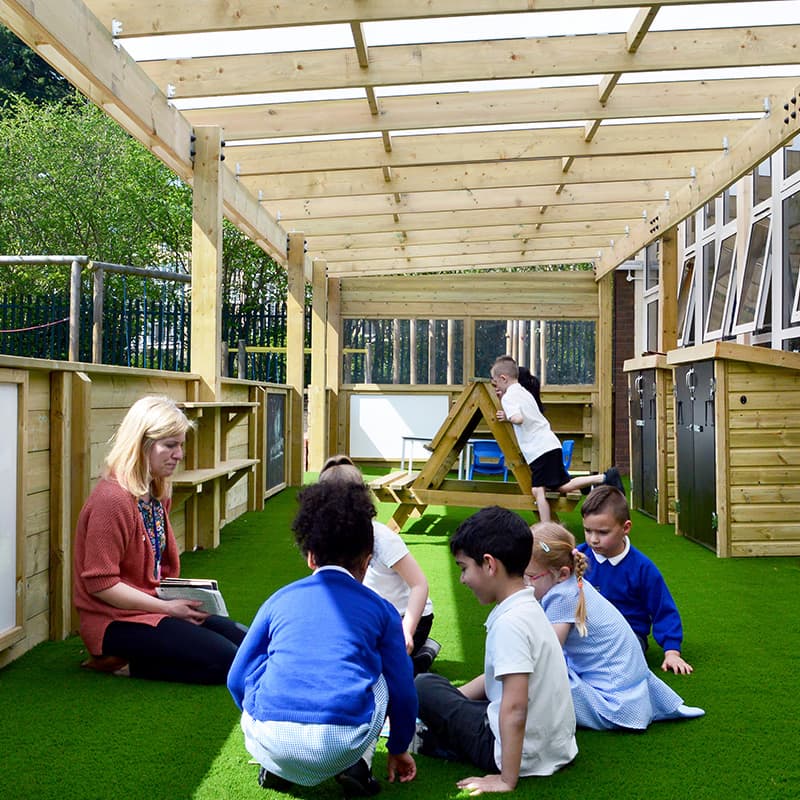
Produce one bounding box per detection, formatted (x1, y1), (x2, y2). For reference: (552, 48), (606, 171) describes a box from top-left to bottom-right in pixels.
(0, 294), (594, 385)
(0, 292), (304, 382)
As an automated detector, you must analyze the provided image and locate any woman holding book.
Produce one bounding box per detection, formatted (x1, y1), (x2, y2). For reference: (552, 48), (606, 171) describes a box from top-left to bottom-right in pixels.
(73, 395), (246, 683)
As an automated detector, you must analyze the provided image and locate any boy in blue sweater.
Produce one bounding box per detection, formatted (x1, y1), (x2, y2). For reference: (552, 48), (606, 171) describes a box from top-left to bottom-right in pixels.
(228, 482), (417, 796)
(415, 506), (577, 793)
(578, 485), (694, 675)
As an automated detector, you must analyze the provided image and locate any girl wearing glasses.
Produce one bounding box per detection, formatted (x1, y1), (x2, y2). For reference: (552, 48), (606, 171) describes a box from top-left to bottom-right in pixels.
(526, 522), (703, 731)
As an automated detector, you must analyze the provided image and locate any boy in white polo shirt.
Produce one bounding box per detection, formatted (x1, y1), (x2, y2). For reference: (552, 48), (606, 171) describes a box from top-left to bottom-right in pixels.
(415, 506), (577, 793)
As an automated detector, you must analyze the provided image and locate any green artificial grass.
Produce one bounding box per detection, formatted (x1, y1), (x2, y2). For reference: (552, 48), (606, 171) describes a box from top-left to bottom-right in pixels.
(1, 478), (798, 800)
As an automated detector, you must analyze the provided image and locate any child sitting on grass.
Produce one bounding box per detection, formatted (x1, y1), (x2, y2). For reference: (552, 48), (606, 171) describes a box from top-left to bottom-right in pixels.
(578, 485), (695, 675)
(319, 455), (440, 674)
(529, 522), (704, 730)
(415, 506), (577, 794)
(227, 481), (417, 797)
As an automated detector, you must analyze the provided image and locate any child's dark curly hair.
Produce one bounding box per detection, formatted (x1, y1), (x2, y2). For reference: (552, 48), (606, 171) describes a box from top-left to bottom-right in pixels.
(292, 481), (376, 571)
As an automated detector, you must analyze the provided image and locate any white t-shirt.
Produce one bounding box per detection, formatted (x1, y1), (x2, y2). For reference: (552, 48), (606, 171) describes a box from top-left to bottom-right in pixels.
(500, 382), (561, 464)
(362, 521), (433, 617)
(484, 588), (578, 776)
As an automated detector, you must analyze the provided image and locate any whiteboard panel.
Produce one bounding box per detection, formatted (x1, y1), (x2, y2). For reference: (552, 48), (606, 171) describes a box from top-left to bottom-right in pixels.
(349, 394), (449, 460)
(0, 383), (18, 634)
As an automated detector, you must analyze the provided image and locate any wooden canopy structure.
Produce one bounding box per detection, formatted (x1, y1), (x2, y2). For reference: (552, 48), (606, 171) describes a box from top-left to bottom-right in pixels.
(2, 1), (799, 281)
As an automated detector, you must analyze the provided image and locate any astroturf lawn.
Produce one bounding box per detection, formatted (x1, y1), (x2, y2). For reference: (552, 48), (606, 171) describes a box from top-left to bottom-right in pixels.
(1, 477), (798, 800)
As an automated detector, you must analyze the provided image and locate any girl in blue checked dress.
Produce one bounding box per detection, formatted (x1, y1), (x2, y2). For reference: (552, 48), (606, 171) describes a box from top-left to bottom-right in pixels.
(228, 482), (418, 796)
(526, 522), (704, 731)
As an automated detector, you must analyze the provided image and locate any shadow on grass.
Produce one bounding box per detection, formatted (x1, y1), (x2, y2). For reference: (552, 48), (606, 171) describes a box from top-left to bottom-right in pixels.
(0, 637), (241, 800)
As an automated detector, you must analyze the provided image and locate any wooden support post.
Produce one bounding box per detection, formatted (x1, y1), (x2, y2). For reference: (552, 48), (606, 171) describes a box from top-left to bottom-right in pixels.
(597, 273), (614, 471)
(70, 372), (91, 633)
(659, 229), (679, 353)
(447, 319), (455, 384)
(392, 319), (401, 384)
(287, 231), (306, 486)
(427, 319), (435, 383)
(49, 372), (72, 640)
(91, 265), (103, 364)
(237, 339), (247, 379)
(69, 259), (82, 362)
(409, 321), (417, 385)
(308, 258), (328, 471)
(192, 405), (223, 550)
(250, 386), (267, 511)
(463, 317), (475, 381)
(327, 278), (342, 454)
(190, 126), (224, 401)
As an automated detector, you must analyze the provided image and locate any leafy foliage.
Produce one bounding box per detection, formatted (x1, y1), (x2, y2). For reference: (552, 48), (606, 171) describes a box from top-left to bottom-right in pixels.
(0, 25), (72, 107)
(0, 91), (286, 302)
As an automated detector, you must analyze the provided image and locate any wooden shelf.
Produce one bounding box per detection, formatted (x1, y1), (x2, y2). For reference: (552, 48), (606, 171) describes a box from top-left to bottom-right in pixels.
(172, 458), (258, 488)
(175, 396), (265, 550)
(179, 401), (259, 409)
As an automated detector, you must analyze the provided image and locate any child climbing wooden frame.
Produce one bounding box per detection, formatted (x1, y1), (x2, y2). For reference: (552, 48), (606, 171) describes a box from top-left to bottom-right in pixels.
(370, 380), (582, 531)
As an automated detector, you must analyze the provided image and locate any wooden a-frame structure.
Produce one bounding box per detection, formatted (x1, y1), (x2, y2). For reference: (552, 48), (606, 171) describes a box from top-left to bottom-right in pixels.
(371, 380), (581, 530)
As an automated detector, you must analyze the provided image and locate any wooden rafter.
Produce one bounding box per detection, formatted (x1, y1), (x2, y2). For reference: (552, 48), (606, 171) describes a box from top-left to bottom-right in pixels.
(183, 77), (793, 140)
(138, 26), (799, 98)
(243, 153), (713, 201)
(6, 0), (800, 277)
(226, 120), (754, 175)
(82, 0), (764, 36)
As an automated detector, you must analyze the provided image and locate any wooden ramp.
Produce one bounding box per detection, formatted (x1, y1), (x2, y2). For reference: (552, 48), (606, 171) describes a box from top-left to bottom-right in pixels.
(369, 380), (581, 531)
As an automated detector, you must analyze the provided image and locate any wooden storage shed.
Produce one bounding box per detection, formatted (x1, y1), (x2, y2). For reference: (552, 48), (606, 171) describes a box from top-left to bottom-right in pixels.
(667, 342), (800, 557)
(623, 354), (676, 525)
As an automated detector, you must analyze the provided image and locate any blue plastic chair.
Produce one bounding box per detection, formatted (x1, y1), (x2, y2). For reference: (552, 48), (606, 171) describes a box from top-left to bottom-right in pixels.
(562, 439), (575, 470)
(468, 440), (509, 481)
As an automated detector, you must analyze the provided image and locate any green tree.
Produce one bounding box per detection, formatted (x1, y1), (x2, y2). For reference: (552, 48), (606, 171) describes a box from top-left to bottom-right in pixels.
(0, 25), (72, 108)
(0, 93), (286, 302)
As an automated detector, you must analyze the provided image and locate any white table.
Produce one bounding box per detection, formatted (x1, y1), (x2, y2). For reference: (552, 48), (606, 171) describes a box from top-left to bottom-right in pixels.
(400, 435), (432, 472)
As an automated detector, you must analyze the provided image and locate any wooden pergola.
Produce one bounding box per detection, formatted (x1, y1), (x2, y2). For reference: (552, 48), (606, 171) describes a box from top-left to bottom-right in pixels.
(2, 0), (800, 478)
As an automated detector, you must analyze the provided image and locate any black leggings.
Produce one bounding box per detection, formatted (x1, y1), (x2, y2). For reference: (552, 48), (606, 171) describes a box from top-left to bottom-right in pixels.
(103, 615), (247, 684)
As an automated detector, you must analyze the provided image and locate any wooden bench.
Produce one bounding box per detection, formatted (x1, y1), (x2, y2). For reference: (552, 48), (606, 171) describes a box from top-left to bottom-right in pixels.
(370, 469), (582, 529)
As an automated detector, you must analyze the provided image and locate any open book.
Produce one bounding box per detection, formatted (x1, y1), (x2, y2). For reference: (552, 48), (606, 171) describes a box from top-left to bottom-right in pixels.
(156, 577), (229, 616)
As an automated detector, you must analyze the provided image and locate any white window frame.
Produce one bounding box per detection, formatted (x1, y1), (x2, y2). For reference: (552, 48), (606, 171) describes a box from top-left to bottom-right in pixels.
(704, 230), (738, 340)
(676, 254), (696, 348)
(732, 214), (772, 335)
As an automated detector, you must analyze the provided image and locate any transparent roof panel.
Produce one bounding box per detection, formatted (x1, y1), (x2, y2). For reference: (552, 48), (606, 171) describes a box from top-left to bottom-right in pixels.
(652, 2), (800, 30)
(363, 10), (634, 44)
(618, 65), (800, 84)
(123, 24), (354, 60)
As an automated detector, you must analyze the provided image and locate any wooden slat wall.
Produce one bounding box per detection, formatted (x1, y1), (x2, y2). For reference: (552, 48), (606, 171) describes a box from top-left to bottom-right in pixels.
(339, 271), (599, 319)
(726, 360), (800, 557)
(0, 357), (277, 669)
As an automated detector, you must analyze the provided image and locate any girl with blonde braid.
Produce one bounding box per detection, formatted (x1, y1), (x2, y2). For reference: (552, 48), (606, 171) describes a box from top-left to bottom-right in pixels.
(526, 522), (704, 730)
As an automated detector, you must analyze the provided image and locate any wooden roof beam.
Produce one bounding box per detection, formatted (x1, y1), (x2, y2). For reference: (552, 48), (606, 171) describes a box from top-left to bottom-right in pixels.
(271, 179), (677, 221)
(229, 120), (752, 174)
(326, 249), (602, 276)
(306, 220), (630, 250)
(243, 153), (713, 201)
(184, 77), (794, 140)
(281, 202), (653, 236)
(83, 0), (762, 37)
(135, 25), (800, 98)
(316, 235), (614, 263)
(596, 83), (800, 277)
